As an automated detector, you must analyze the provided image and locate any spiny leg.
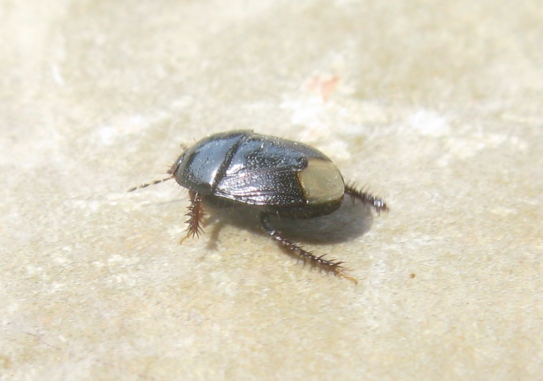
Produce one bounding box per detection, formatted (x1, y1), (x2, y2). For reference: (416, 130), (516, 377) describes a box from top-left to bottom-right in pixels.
(260, 213), (357, 284)
(344, 183), (389, 214)
(180, 191), (205, 244)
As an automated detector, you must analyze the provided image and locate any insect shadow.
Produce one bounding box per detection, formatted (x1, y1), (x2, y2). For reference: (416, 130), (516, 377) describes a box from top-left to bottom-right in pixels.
(202, 196), (374, 249)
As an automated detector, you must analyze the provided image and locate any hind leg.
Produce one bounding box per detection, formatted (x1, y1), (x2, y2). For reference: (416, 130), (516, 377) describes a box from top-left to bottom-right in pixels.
(260, 213), (357, 284)
(344, 184), (388, 214)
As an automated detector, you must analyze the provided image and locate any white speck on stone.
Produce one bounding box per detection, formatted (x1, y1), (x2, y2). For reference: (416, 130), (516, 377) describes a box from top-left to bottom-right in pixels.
(408, 110), (450, 137)
(98, 126), (116, 145)
(280, 98), (325, 128)
(490, 207), (516, 216)
(447, 132), (528, 160)
(51, 64), (64, 86)
(96, 114), (152, 145)
(322, 139), (350, 161)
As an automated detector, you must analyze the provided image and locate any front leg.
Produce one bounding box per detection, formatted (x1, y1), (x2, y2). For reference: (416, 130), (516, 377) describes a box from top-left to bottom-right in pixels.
(260, 213), (357, 284)
(181, 191), (205, 243)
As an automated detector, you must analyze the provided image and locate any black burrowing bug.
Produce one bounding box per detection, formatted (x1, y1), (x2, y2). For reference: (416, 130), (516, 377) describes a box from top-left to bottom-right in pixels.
(129, 130), (388, 283)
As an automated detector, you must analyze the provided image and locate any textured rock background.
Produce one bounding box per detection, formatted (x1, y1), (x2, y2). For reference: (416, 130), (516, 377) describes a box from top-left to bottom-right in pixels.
(1, 1), (542, 380)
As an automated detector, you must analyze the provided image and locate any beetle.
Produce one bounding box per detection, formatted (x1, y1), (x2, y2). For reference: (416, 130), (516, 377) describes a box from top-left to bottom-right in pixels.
(129, 130), (388, 283)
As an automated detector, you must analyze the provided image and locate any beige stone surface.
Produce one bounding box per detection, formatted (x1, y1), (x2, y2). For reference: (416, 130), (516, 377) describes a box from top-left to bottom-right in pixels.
(1, 0), (542, 380)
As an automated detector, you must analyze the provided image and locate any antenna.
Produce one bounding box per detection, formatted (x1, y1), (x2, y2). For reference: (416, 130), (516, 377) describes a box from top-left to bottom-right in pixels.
(127, 175), (174, 192)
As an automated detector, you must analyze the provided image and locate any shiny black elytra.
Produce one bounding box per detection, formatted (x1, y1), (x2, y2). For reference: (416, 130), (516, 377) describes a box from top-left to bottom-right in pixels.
(129, 130), (388, 283)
